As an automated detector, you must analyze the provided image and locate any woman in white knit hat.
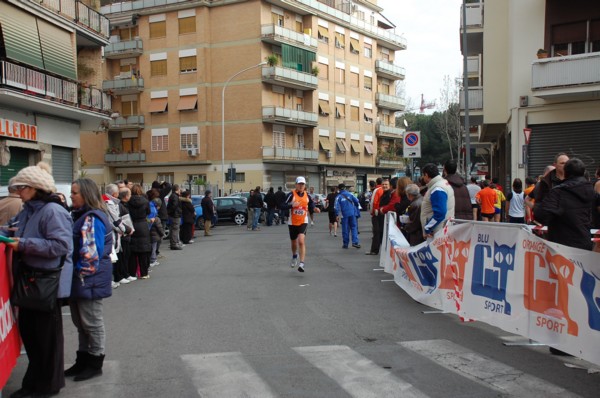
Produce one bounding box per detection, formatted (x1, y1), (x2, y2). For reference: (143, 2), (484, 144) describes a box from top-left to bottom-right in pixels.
(3, 162), (74, 398)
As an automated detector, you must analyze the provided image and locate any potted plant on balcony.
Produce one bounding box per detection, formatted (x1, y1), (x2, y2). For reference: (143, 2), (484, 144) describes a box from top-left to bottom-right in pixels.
(536, 48), (548, 59)
(311, 66), (320, 76)
(266, 54), (279, 67)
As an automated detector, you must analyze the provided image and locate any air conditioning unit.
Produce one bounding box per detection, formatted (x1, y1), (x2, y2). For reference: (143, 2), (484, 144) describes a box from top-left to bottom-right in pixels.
(187, 148), (198, 157)
(326, 150), (332, 159)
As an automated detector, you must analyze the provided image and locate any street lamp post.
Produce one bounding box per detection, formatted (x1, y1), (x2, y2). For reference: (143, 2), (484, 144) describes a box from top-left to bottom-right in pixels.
(221, 61), (267, 195)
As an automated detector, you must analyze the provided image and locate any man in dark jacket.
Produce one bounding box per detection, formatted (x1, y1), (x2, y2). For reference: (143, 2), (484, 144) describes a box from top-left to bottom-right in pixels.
(534, 158), (595, 251)
(534, 153), (569, 204)
(444, 159), (472, 220)
(248, 186), (264, 231)
(167, 184), (183, 249)
(264, 187), (278, 226)
(201, 190), (215, 236)
(274, 186), (287, 223)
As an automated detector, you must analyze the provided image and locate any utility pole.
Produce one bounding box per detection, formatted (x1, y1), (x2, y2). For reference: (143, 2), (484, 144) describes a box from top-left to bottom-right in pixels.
(462, 0), (471, 179)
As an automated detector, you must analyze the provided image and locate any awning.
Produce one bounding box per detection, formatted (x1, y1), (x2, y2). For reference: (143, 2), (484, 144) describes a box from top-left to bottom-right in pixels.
(350, 38), (360, 52)
(350, 141), (362, 154)
(364, 109), (373, 120)
(0, 2), (44, 70)
(38, 19), (76, 80)
(319, 100), (332, 115)
(336, 104), (345, 118)
(317, 26), (329, 39)
(335, 139), (347, 153)
(149, 98), (168, 113)
(335, 32), (345, 46)
(177, 95), (197, 111)
(319, 137), (332, 151)
(364, 142), (374, 155)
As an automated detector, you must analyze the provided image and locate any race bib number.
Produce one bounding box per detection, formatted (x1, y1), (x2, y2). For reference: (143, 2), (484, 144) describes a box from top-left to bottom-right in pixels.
(293, 209), (306, 216)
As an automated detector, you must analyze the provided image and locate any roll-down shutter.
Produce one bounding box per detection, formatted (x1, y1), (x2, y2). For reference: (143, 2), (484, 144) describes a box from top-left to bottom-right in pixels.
(52, 146), (73, 183)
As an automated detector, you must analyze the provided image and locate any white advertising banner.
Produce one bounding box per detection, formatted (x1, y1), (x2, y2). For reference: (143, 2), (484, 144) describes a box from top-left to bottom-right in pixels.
(380, 214), (600, 366)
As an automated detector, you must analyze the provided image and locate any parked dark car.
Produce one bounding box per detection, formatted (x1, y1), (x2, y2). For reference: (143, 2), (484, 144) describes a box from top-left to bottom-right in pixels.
(213, 197), (248, 225)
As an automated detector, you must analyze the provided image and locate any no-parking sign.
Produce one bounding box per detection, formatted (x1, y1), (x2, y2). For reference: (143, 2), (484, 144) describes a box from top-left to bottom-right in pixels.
(403, 131), (421, 158)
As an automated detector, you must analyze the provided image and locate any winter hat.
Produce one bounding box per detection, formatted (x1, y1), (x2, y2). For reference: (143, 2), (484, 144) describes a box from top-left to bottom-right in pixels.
(9, 162), (56, 193)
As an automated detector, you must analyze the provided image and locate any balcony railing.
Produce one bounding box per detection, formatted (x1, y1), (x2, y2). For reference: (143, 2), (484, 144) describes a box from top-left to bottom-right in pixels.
(101, 0), (193, 14)
(467, 55), (481, 79)
(262, 146), (318, 161)
(102, 78), (144, 94)
(262, 106), (318, 127)
(109, 115), (145, 130)
(104, 39), (143, 59)
(532, 53), (600, 95)
(376, 123), (405, 138)
(459, 87), (483, 111)
(38, 0), (110, 39)
(0, 60), (111, 114)
(104, 152), (146, 162)
(262, 66), (318, 90)
(460, 2), (484, 28)
(294, 0), (407, 50)
(261, 24), (318, 51)
(375, 93), (406, 111)
(375, 60), (406, 81)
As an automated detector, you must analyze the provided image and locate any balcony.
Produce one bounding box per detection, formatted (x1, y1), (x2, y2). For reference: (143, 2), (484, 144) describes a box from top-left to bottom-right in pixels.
(376, 123), (405, 139)
(262, 106), (318, 127)
(280, 0), (406, 51)
(261, 24), (318, 52)
(376, 156), (405, 169)
(37, 0), (110, 43)
(102, 77), (144, 95)
(531, 53), (600, 100)
(467, 55), (481, 82)
(459, 2), (483, 55)
(108, 115), (145, 130)
(262, 146), (318, 162)
(0, 60), (110, 130)
(375, 93), (406, 112)
(104, 152), (146, 163)
(375, 60), (406, 81)
(262, 66), (318, 91)
(459, 87), (483, 125)
(104, 38), (143, 59)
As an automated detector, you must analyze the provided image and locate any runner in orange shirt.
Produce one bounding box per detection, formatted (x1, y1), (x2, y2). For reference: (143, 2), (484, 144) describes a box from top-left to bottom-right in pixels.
(475, 180), (497, 222)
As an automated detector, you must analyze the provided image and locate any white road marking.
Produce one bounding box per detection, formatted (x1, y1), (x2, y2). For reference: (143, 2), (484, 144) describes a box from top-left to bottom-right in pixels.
(400, 339), (581, 398)
(294, 345), (429, 398)
(181, 352), (277, 398)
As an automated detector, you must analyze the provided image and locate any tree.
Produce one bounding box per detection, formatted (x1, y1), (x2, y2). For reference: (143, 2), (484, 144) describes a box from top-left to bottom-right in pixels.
(435, 75), (462, 169)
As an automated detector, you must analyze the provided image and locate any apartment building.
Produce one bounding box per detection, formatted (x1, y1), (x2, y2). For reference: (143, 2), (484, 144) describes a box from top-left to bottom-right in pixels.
(83, 0), (406, 194)
(460, 0), (600, 185)
(0, 0), (111, 195)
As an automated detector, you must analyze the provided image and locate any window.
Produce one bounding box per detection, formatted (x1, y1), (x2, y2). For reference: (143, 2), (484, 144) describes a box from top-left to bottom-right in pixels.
(121, 100), (137, 116)
(364, 43), (372, 58)
(272, 13), (284, 27)
(151, 60), (167, 76)
(335, 138), (348, 153)
(295, 21), (303, 33)
(149, 21), (166, 38)
(180, 56), (197, 73)
(149, 98), (168, 113)
(157, 173), (174, 184)
(177, 96), (198, 111)
(364, 109), (373, 123)
(318, 100), (331, 116)
(335, 103), (345, 119)
(318, 26), (329, 43)
(122, 137), (140, 152)
(296, 132), (304, 149)
(350, 38), (360, 54)
(226, 172), (245, 183)
(319, 62), (328, 79)
(350, 106), (359, 122)
(273, 131), (285, 148)
(350, 71), (359, 87)
(179, 17), (196, 34)
(364, 75), (372, 90)
(551, 20), (590, 56)
(335, 32), (345, 48)
(180, 128), (199, 150)
(151, 129), (169, 151)
(336, 67), (345, 84)
(380, 78), (391, 95)
(380, 48), (390, 61)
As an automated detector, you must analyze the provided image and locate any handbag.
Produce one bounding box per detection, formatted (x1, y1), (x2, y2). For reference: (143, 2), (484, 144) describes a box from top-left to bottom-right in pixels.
(11, 256), (65, 312)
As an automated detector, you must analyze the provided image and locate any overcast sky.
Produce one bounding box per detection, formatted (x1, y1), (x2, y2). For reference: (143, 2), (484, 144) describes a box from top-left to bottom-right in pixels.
(377, 0), (463, 112)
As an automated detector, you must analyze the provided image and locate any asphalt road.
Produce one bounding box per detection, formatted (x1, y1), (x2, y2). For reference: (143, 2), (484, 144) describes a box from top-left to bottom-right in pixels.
(4, 214), (600, 397)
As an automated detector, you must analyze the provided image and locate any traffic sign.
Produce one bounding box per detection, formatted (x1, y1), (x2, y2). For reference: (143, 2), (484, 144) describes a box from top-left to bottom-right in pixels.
(403, 131), (421, 158)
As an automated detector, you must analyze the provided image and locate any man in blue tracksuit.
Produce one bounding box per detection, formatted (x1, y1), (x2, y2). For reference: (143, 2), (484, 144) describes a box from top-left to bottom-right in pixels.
(334, 183), (361, 249)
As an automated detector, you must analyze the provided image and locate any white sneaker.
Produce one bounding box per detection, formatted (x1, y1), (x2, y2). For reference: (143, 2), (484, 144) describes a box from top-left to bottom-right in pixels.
(117, 278), (130, 284)
(290, 257), (298, 268)
(188, 240), (194, 244)
(112, 281), (120, 289)
(127, 276), (137, 282)
(150, 261), (160, 267)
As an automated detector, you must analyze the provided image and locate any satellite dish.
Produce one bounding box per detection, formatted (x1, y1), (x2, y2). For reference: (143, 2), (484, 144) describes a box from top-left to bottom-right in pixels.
(403, 119), (408, 127)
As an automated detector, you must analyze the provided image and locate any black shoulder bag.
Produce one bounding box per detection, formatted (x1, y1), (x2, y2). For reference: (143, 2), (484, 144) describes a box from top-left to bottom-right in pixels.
(11, 256), (66, 312)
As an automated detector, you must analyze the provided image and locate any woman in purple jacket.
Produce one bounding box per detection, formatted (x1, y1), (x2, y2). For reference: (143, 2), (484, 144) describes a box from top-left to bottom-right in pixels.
(64, 178), (113, 382)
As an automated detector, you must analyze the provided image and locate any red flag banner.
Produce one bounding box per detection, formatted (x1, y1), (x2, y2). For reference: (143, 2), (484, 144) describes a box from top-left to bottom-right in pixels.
(0, 244), (20, 389)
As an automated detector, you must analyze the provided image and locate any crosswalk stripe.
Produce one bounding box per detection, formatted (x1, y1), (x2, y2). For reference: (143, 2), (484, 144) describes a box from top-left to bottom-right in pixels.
(294, 345), (429, 398)
(181, 352), (277, 398)
(399, 340), (581, 398)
